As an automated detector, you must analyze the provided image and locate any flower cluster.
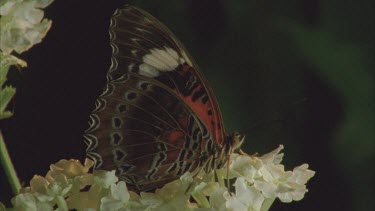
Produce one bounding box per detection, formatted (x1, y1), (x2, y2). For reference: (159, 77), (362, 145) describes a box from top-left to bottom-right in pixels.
(0, 0), (54, 67)
(10, 145), (315, 211)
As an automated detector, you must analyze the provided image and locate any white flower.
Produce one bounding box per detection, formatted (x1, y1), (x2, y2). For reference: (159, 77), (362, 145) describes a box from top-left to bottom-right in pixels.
(45, 173), (72, 199)
(100, 181), (130, 211)
(229, 146), (284, 183)
(289, 164), (316, 185)
(229, 153), (261, 183)
(191, 181), (219, 208)
(260, 145), (284, 165)
(9, 145), (315, 210)
(48, 158), (94, 179)
(11, 159), (95, 210)
(12, 193), (53, 211)
(94, 170), (119, 189)
(47, 158), (95, 194)
(228, 145), (315, 203)
(139, 192), (163, 210)
(66, 184), (105, 211)
(29, 175), (49, 194)
(253, 161), (315, 202)
(207, 187), (228, 211)
(140, 174), (197, 211)
(224, 177), (264, 211)
(0, 0), (54, 54)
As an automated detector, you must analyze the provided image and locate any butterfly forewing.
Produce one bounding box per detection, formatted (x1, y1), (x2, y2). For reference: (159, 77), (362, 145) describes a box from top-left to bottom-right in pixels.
(85, 5), (227, 191)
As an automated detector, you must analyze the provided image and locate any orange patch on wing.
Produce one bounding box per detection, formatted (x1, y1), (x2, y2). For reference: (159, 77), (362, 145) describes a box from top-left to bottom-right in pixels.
(176, 64), (224, 145)
(168, 130), (185, 144)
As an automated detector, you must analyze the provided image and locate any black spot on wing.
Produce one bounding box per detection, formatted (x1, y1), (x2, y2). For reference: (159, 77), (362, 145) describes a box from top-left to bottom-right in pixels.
(113, 117), (123, 129)
(201, 95), (209, 104)
(126, 92), (137, 101)
(192, 87), (205, 102)
(117, 104), (127, 113)
(114, 148), (127, 161)
(111, 133), (122, 145)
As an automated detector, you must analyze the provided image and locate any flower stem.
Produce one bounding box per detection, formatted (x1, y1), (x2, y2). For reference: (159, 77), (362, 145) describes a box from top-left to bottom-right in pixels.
(191, 190), (210, 208)
(0, 131), (21, 194)
(56, 196), (68, 211)
(261, 197), (276, 211)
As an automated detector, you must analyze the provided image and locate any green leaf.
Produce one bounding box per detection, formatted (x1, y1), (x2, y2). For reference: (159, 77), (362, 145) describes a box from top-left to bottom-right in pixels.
(0, 111), (13, 119)
(0, 86), (15, 119)
(0, 77), (6, 88)
(0, 60), (10, 88)
(0, 52), (26, 87)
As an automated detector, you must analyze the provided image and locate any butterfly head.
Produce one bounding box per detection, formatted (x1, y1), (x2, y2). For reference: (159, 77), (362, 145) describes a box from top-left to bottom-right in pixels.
(229, 132), (245, 151)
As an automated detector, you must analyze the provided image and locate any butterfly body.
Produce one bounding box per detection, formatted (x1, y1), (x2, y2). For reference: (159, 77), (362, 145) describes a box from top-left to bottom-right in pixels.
(84, 5), (244, 191)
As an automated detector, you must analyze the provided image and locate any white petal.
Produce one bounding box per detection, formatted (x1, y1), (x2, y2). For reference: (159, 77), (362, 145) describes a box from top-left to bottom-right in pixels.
(111, 181), (129, 202)
(209, 187), (227, 211)
(225, 196), (247, 211)
(289, 164), (315, 185)
(0, 1), (16, 15)
(254, 180), (277, 198)
(260, 145), (284, 164)
(100, 196), (123, 211)
(235, 178), (264, 209)
(94, 170), (119, 189)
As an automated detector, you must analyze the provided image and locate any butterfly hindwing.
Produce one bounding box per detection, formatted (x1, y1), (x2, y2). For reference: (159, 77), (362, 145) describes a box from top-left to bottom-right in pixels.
(85, 73), (215, 190)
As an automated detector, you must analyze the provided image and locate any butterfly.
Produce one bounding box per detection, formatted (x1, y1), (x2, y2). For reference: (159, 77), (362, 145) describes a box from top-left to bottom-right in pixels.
(84, 5), (245, 192)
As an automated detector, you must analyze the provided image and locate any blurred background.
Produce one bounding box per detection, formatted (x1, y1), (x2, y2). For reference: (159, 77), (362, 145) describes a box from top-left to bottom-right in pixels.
(0, 0), (373, 210)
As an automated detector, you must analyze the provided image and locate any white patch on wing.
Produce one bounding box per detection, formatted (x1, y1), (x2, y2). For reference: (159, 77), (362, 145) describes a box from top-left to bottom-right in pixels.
(179, 57), (186, 64)
(142, 47), (181, 73)
(181, 51), (193, 66)
(143, 52), (170, 70)
(165, 47), (179, 60)
(139, 63), (160, 77)
(150, 48), (178, 69)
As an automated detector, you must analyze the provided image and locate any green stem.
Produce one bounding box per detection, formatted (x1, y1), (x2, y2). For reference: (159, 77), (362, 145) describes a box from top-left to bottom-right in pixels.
(261, 197), (276, 211)
(0, 131), (21, 194)
(56, 196), (68, 211)
(191, 190), (210, 208)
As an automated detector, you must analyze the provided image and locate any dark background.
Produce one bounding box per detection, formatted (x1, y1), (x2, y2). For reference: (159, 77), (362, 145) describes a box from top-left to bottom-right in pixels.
(1, 0), (373, 210)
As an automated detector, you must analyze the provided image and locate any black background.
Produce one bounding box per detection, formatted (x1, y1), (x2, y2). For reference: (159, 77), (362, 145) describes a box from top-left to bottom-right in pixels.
(1, 0), (374, 210)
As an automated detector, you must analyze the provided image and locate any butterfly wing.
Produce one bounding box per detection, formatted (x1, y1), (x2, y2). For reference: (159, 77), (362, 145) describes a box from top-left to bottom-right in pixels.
(108, 6), (225, 145)
(85, 5), (225, 191)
